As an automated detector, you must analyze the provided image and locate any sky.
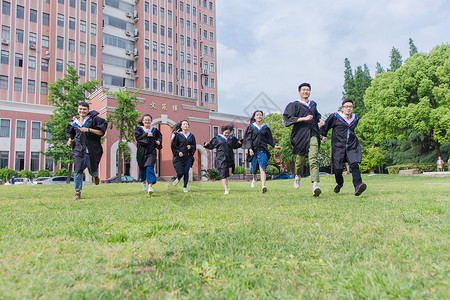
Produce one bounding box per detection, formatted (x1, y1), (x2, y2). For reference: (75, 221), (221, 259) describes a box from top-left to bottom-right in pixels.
(215, 0), (450, 117)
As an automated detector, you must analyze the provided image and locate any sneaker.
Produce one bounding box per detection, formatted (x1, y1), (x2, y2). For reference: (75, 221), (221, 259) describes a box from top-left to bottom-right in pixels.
(313, 186), (321, 197)
(294, 177), (300, 189)
(334, 184), (343, 194)
(147, 186), (154, 195)
(72, 191), (81, 200)
(142, 182), (147, 191)
(261, 186), (267, 194)
(93, 176), (100, 185)
(224, 189), (230, 195)
(354, 183), (367, 196)
(183, 187), (188, 193)
(173, 178), (179, 186)
(251, 180), (256, 189)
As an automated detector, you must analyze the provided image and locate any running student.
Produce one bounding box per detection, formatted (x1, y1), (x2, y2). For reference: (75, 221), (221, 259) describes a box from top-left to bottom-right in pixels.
(320, 99), (367, 196)
(66, 102), (107, 200)
(243, 111), (281, 194)
(171, 120), (197, 193)
(283, 82), (325, 197)
(135, 114), (162, 195)
(204, 124), (242, 194)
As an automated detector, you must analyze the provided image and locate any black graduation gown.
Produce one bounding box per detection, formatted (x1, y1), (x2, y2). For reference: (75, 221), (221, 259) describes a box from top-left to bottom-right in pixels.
(319, 112), (362, 170)
(171, 132), (197, 174)
(134, 126), (162, 169)
(243, 123), (276, 161)
(283, 100), (322, 156)
(65, 110), (108, 174)
(205, 135), (242, 170)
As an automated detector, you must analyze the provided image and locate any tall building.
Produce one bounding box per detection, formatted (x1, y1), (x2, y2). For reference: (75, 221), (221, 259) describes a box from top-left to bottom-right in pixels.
(0, 0), (250, 180)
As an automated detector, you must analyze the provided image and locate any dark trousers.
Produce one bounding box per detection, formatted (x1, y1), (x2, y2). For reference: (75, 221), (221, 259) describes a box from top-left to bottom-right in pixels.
(177, 156), (193, 188)
(335, 162), (362, 188)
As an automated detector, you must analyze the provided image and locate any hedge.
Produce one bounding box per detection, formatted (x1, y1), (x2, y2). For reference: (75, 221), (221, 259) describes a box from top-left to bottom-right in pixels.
(387, 163), (446, 174)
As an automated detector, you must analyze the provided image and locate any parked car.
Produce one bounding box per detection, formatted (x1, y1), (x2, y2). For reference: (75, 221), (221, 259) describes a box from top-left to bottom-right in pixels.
(4, 178), (32, 185)
(32, 177), (51, 185)
(273, 173), (294, 180)
(36, 176), (91, 185)
(101, 175), (138, 183)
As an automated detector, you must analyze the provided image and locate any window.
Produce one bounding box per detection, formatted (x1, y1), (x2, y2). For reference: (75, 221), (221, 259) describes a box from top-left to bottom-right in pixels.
(69, 0), (75, 8)
(145, 77), (149, 89)
(91, 3), (97, 14)
(57, 36), (64, 49)
(0, 75), (7, 89)
(193, 23), (197, 33)
(2, 1), (10, 16)
(145, 2), (149, 12)
(180, 86), (185, 96)
(161, 62), (165, 72)
(68, 61), (75, 68)
(186, 4), (190, 14)
(160, 25), (165, 36)
(16, 5), (24, 19)
(152, 60), (157, 71)
(209, 17), (214, 26)
(168, 28), (172, 38)
(68, 17), (75, 30)
(80, 0), (86, 11)
(203, 0), (207, 8)
(144, 21), (149, 31)
(45, 156), (54, 172)
(193, 56), (197, 65)
(187, 70), (191, 80)
(187, 88), (191, 97)
(187, 54), (191, 64)
(0, 119), (10, 137)
(29, 33), (37, 46)
(161, 80), (165, 91)
(91, 23), (97, 35)
(210, 47), (214, 57)
(80, 21), (86, 32)
(90, 44), (96, 56)
(209, 1), (213, 10)
(56, 59), (64, 72)
(180, 35), (184, 45)
(187, 21), (191, 31)
(168, 46), (172, 56)
(40, 82), (48, 95)
(210, 78), (215, 88)
(152, 41), (157, 52)
(79, 64), (86, 76)
(179, 1), (183, 11)
(160, 44), (165, 54)
(213, 126), (219, 137)
(168, 10), (172, 20)
(30, 152), (39, 172)
(1, 26), (10, 41)
(145, 58), (149, 69)
(152, 23), (157, 33)
(28, 80), (35, 94)
(204, 76), (208, 86)
(58, 0), (64, 4)
(30, 9), (37, 23)
(203, 14), (207, 24)
(153, 79), (157, 90)
(29, 56), (36, 69)
(57, 14), (64, 27)
(203, 29), (208, 39)
(180, 18), (184, 28)
(193, 7), (196, 16)
(187, 37), (191, 47)
(31, 122), (40, 139)
(41, 59), (48, 71)
(160, 7), (165, 18)
(16, 120), (26, 138)
(152, 4), (157, 15)
(14, 77), (22, 92)
(211, 94), (215, 104)
(15, 152), (25, 172)
(168, 82), (173, 92)
(42, 36), (49, 48)
(210, 32), (214, 42)
(203, 45), (208, 55)
(210, 63), (215, 72)
(43, 13), (50, 26)
(90, 66), (96, 78)
(80, 42), (86, 54)
(16, 29), (24, 43)
(0, 151), (8, 169)
(144, 39), (149, 50)
(69, 39), (75, 52)
(168, 64), (173, 74)
(205, 93), (209, 103)
(193, 72), (197, 82)
(180, 52), (184, 62)
(180, 69), (185, 79)
(1, 50), (8, 64)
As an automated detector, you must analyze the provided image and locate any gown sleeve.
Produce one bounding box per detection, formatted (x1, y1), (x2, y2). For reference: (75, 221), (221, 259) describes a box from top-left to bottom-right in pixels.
(154, 128), (163, 149)
(231, 136), (242, 149)
(266, 127), (276, 148)
(93, 116), (108, 135)
(135, 127), (150, 145)
(171, 134), (181, 157)
(189, 135), (197, 155)
(242, 126), (253, 149)
(204, 137), (218, 150)
(319, 114), (335, 137)
(283, 102), (298, 127)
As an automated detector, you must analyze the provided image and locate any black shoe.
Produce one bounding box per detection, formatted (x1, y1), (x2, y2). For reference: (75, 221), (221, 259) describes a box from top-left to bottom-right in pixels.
(355, 183), (367, 196)
(334, 184), (343, 194)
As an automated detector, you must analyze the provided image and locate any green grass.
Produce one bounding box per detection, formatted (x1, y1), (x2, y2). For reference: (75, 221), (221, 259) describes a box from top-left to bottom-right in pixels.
(0, 175), (448, 298)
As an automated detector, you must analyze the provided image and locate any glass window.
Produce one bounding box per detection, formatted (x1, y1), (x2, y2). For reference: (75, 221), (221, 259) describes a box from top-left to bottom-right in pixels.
(193, 7), (196, 17)
(161, 80), (165, 91)
(160, 25), (165, 36)
(152, 23), (157, 33)
(30, 9), (37, 23)
(15, 151), (25, 172)
(145, 77), (149, 89)
(210, 47), (214, 57)
(210, 63), (215, 72)
(80, 0), (86, 11)
(0, 151), (8, 169)
(90, 66), (96, 78)
(2, 1), (11, 16)
(168, 46), (172, 56)
(57, 14), (64, 27)
(168, 28), (172, 38)
(186, 4), (190, 14)
(168, 10), (172, 20)
(57, 36), (64, 49)
(31, 122), (40, 139)
(16, 29), (24, 43)
(58, 0), (64, 4)
(45, 156), (54, 172)
(152, 41), (157, 52)
(16, 5), (24, 19)
(41, 59), (48, 71)
(161, 62), (165, 72)
(0, 119), (10, 137)
(69, 39), (75, 52)
(153, 79), (157, 90)
(144, 39), (149, 50)
(1, 50), (8, 64)
(29, 56), (36, 69)
(168, 63), (172, 74)
(160, 7), (164, 18)
(209, 17), (214, 26)
(80, 21), (86, 32)
(168, 82), (173, 93)
(145, 58), (149, 69)
(80, 42), (86, 54)
(29, 33), (37, 46)
(40, 82), (48, 95)
(70, 0), (76, 8)
(145, 2), (149, 12)
(15, 53), (23, 67)
(42, 36), (49, 48)
(152, 60), (157, 71)
(30, 152), (39, 172)
(209, 1), (213, 10)
(79, 64), (86, 76)
(160, 44), (165, 54)
(16, 120), (26, 138)
(28, 80), (35, 94)
(193, 23), (197, 33)
(69, 17), (75, 30)
(90, 44), (96, 56)
(91, 3), (97, 14)
(210, 32), (214, 42)
(14, 77), (22, 91)
(91, 23), (97, 35)
(56, 59), (64, 72)
(43, 12), (50, 26)
(1, 26), (10, 40)
(152, 4), (157, 15)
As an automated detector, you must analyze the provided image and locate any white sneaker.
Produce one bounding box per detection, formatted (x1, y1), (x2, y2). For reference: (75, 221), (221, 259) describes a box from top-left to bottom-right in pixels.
(294, 177), (300, 189)
(262, 186), (267, 194)
(224, 189), (230, 195)
(251, 180), (256, 189)
(313, 185), (321, 197)
(147, 186), (154, 195)
(183, 187), (188, 193)
(173, 178), (179, 186)
(142, 182), (147, 191)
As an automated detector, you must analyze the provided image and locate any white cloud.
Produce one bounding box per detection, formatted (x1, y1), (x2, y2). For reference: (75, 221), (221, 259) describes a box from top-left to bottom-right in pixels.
(216, 0), (450, 116)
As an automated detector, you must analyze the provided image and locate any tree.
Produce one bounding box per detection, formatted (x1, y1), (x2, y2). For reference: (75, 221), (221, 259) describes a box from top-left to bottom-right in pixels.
(409, 38), (418, 57)
(106, 87), (141, 183)
(342, 58), (355, 100)
(376, 62), (385, 75)
(389, 46), (403, 72)
(42, 65), (99, 183)
(359, 44), (450, 157)
(342, 59), (371, 117)
(360, 147), (384, 173)
(0, 167), (18, 183)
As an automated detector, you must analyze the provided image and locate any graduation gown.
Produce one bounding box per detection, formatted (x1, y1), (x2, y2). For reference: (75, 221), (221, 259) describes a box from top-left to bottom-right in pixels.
(319, 112), (362, 170)
(243, 123), (276, 161)
(205, 135), (242, 170)
(65, 110), (108, 174)
(283, 100), (322, 156)
(171, 131), (197, 174)
(135, 126), (162, 169)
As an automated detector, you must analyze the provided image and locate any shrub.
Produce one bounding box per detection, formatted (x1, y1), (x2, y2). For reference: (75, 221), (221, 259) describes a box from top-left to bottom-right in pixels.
(387, 164), (436, 174)
(54, 168), (68, 176)
(36, 169), (52, 178)
(202, 169), (221, 180)
(0, 167), (18, 183)
(18, 170), (35, 179)
(266, 165), (280, 175)
(233, 166), (245, 175)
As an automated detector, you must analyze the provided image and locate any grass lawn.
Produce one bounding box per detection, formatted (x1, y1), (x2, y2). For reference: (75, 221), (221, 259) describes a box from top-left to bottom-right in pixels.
(0, 174), (448, 298)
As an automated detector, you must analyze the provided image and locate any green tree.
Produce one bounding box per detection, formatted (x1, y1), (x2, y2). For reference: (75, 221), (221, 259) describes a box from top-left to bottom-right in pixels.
(409, 38), (418, 57)
(0, 167), (18, 183)
(264, 113), (295, 172)
(360, 147), (384, 173)
(18, 170), (35, 179)
(376, 62), (385, 75)
(42, 65), (99, 183)
(389, 46), (403, 72)
(342, 58), (355, 100)
(36, 169), (52, 178)
(106, 87), (141, 183)
(359, 44), (450, 157)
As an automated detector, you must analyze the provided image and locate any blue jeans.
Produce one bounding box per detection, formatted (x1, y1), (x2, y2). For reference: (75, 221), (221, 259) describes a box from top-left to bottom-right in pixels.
(74, 153), (98, 191)
(139, 166), (156, 185)
(251, 151), (268, 174)
(177, 156), (193, 188)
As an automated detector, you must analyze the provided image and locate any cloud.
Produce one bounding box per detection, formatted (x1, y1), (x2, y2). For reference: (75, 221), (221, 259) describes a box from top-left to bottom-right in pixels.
(216, 0), (450, 116)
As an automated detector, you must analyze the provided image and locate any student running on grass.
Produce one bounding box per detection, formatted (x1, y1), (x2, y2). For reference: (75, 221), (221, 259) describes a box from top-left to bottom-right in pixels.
(283, 82), (325, 197)
(204, 124), (242, 195)
(66, 102), (107, 200)
(171, 120), (197, 193)
(319, 99), (367, 196)
(134, 114), (162, 195)
(243, 111), (281, 194)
